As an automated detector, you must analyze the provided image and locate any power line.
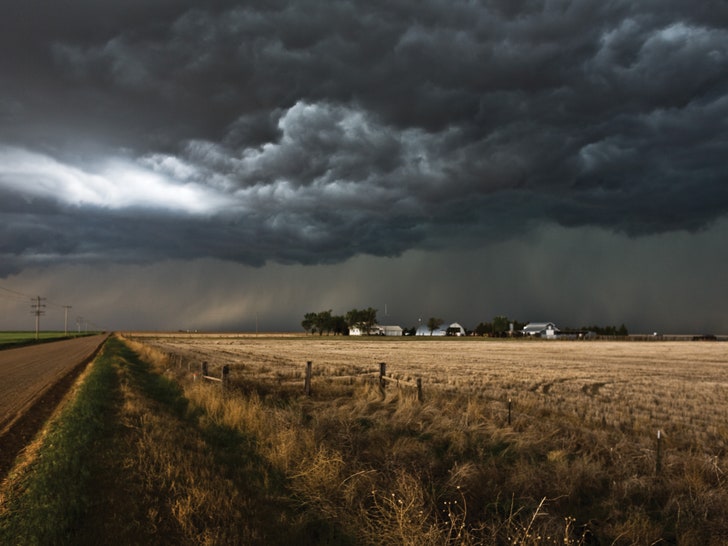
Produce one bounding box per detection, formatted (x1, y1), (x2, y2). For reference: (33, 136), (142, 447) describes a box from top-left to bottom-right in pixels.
(31, 296), (47, 340)
(0, 283), (69, 309)
(0, 284), (32, 302)
(63, 305), (72, 336)
(2, 283), (84, 333)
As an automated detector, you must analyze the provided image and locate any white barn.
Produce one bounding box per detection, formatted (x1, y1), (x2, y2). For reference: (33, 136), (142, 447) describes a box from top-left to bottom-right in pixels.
(522, 322), (560, 338)
(447, 322), (466, 336)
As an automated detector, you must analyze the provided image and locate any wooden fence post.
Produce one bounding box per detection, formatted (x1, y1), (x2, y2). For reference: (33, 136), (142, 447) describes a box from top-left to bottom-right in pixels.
(379, 362), (387, 395)
(202, 361), (208, 378)
(656, 430), (662, 475)
(222, 365), (230, 391)
(508, 398), (512, 426)
(417, 378), (423, 403)
(305, 361), (313, 396)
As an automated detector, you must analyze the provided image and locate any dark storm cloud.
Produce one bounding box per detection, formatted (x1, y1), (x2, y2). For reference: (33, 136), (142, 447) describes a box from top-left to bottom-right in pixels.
(2, 0), (728, 273)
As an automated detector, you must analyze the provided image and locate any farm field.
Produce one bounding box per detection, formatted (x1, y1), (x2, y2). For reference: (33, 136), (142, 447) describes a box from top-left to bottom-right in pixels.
(130, 333), (728, 544)
(135, 334), (728, 441)
(0, 332), (81, 347)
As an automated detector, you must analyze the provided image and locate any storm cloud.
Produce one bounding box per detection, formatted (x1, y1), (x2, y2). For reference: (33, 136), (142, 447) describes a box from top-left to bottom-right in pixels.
(1, 0), (727, 332)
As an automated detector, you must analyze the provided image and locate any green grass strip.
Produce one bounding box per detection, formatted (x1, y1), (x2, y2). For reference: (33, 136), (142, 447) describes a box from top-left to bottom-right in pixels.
(0, 332), (95, 350)
(0, 337), (119, 545)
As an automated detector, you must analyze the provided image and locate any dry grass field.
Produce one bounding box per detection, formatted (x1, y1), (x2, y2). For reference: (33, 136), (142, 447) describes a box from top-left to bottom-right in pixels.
(128, 333), (728, 544)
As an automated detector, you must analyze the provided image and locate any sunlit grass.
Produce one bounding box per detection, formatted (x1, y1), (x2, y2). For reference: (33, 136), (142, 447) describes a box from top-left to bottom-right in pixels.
(135, 334), (728, 544)
(0, 338), (120, 544)
(0, 331), (88, 347)
(5, 333), (726, 544)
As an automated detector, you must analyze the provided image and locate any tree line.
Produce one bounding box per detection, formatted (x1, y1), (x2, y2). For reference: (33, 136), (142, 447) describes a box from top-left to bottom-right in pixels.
(302, 310), (628, 337)
(301, 308), (378, 336)
(301, 309), (451, 336)
(473, 316), (528, 337)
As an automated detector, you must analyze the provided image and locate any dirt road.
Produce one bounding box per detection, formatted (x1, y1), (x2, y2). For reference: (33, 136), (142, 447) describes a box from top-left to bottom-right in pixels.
(0, 334), (108, 476)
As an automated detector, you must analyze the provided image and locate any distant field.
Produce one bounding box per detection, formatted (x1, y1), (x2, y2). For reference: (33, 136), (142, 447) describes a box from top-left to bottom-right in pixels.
(135, 333), (728, 443)
(0, 332), (77, 347)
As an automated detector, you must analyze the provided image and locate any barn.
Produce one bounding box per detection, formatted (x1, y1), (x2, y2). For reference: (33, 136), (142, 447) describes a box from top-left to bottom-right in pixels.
(381, 325), (403, 336)
(522, 322), (560, 338)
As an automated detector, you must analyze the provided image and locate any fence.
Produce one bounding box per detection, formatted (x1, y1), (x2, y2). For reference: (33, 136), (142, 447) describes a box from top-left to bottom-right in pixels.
(304, 360), (423, 401)
(164, 350), (666, 475)
(167, 352), (422, 401)
(197, 360), (231, 390)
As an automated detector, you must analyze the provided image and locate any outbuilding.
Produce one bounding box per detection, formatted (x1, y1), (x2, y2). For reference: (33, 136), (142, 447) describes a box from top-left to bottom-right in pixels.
(446, 322), (466, 336)
(381, 325), (403, 336)
(522, 322), (560, 338)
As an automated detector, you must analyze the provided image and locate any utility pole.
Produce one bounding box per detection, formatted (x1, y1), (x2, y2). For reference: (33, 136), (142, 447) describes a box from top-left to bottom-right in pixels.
(31, 296), (46, 340)
(63, 305), (72, 336)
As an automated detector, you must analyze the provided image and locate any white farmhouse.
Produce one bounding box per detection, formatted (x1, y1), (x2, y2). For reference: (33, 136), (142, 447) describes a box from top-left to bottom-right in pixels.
(349, 324), (402, 336)
(522, 322), (560, 338)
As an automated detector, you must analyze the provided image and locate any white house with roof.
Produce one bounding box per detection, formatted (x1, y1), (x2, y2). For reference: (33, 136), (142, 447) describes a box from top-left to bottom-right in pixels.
(522, 322), (560, 338)
(349, 324), (402, 336)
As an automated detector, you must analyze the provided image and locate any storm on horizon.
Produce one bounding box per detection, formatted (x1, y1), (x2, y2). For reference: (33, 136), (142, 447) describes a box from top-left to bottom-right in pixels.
(1, 1), (727, 334)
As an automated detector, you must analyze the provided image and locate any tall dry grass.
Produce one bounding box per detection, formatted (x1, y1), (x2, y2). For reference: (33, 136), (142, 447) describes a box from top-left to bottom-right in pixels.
(81, 337), (327, 545)
(127, 335), (728, 545)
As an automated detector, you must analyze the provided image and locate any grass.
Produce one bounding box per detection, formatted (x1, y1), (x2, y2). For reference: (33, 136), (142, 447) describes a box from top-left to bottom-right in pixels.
(3, 334), (728, 544)
(0, 336), (120, 544)
(0, 336), (352, 545)
(0, 331), (91, 349)
(134, 334), (728, 544)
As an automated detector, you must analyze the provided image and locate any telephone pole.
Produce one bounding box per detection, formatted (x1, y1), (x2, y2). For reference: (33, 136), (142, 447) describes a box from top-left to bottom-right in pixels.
(63, 305), (72, 336)
(31, 296), (47, 340)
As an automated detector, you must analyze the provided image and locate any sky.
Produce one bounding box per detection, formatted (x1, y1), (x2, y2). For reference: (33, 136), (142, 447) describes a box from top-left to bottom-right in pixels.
(1, 0), (727, 334)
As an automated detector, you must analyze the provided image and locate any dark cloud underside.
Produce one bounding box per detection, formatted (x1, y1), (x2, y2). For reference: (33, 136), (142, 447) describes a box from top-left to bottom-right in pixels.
(1, 0), (728, 275)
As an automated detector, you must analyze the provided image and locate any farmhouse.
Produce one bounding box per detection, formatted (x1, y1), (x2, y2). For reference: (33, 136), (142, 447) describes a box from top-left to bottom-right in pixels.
(522, 322), (560, 338)
(349, 324), (403, 336)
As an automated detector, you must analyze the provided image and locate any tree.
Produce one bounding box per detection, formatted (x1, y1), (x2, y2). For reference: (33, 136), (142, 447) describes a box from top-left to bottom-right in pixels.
(315, 310), (333, 336)
(301, 312), (318, 335)
(331, 315), (349, 336)
(581, 324), (629, 336)
(346, 307), (378, 335)
(426, 317), (443, 335)
(474, 322), (493, 336)
(492, 315), (510, 337)
(302, 310), (346, 335)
